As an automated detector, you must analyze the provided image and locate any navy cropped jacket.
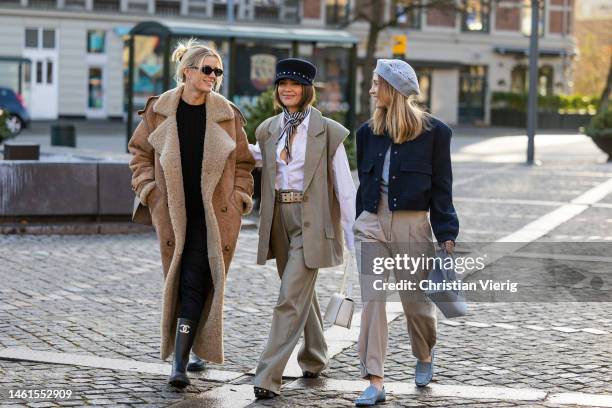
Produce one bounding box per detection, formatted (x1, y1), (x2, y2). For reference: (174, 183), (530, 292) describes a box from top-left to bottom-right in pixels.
(355, 118), (459, 243)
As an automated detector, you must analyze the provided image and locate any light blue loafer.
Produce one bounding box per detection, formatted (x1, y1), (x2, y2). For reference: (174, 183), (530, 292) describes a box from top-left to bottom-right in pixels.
(355, 385), (386, 406)
(415, 348), (435, 387)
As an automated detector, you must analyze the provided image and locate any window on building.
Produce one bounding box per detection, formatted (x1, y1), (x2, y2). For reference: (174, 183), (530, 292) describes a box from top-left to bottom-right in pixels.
(212, 0), (239, 19)
(46, 61), (53, 84)
(427, 4), (456, 27)
(511, 65), (527, 92)
(156, 0), (181, 15)
(25, 28), (38, 48)
(87, 30), (106, 53)
(393, 0), (421, 28)
(127, 1), (149, 13)
(462, 0), (490, 32)
(24, 61), (31, 84)
(36, 61), (43, 84)
(42, 29), (55, 49)
(326, 0), (349, 25)
(520, 0), (544, 36)
(88, 68), (104, 109)
(253, 0), (280, 21)
(94, 0), (120, 11)
(30, 0), (58, 9)
(495, 0), (521, 31)
(64, 0), (87, 9)
(548, 0), (572, 36)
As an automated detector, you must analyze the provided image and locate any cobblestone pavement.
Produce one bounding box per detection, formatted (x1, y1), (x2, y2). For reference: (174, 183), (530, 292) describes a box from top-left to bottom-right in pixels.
(1, 136), (612, 407)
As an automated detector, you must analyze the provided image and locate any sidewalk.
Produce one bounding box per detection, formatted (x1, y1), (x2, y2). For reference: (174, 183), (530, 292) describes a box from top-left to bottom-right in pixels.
(1, 125), (611, 407)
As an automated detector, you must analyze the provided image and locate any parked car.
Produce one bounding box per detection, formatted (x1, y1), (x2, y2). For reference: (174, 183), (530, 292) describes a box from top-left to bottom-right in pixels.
(0, 87), (31, 136)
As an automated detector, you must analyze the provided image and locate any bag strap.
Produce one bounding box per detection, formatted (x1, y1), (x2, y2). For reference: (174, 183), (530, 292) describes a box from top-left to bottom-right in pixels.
(339, 252), (353, 296)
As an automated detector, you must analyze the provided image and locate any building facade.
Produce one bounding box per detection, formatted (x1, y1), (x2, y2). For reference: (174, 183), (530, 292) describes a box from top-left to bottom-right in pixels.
(0, 0), (575, 124)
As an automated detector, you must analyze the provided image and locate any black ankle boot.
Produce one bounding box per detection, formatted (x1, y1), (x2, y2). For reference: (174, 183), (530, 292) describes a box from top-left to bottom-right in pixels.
(187, 353), (207, 372)
(168, 318), (195, 388)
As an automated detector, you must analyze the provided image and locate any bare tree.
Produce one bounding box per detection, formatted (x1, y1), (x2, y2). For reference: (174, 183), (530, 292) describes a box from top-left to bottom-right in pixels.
(340, 0), (490, 122)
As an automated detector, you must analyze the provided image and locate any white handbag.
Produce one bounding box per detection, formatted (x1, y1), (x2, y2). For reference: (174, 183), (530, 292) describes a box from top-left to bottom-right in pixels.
(324, 253), (355, 329)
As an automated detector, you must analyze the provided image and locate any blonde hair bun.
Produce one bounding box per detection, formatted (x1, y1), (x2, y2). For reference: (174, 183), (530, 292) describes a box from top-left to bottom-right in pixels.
(171, 38), (224, 90)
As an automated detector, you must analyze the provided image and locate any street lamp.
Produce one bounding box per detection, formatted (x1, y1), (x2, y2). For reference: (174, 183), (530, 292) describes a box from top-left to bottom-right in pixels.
(526, 0), (540, 165)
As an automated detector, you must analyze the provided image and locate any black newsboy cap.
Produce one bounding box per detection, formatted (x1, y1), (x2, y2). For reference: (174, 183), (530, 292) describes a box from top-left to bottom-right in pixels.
(275, 58), (317, 86)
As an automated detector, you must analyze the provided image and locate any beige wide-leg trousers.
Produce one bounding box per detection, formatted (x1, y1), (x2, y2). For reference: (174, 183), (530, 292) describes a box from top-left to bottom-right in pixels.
(355, 192), (437, 379)
(253, 200), (328, 394)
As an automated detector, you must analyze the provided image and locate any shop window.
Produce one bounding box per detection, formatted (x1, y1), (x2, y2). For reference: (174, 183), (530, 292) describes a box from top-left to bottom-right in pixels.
(462, 0), (490, 32)
(393, 0), (421, 28)
(25, 28), (38, 48)
(511, 65), (527, 92)
(88, 30), (106, 53)
(538, 65), (553, 96)
(510, 65), (553, 95)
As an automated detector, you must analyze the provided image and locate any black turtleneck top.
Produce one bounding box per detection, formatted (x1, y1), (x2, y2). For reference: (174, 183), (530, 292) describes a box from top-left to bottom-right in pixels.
(176, 98), (206, 224)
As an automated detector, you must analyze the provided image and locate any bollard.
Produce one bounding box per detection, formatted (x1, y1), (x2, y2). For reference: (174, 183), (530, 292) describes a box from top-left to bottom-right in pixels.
(51, 124), (76, 147)
(3, 143), (40, 160)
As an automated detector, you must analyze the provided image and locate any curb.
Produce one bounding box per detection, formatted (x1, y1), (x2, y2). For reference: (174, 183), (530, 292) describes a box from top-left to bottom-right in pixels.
(0, 219), (258, 235)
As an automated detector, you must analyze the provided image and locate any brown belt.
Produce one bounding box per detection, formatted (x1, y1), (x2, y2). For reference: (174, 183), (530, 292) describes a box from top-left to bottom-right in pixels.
(276, 189), (303, 203)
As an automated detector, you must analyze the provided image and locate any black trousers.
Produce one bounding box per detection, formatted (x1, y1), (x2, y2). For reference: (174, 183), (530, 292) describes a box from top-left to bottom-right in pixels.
(178, 217), (213, 324)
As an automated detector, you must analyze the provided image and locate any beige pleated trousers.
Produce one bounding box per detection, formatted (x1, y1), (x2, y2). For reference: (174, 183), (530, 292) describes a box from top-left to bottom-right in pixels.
(253, 200), (328, 394)
(355, 192), (437, 379)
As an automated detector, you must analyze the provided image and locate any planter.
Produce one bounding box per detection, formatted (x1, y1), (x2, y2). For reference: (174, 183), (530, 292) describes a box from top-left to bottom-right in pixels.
(590, 137), (612, 162)
(51, 124), (76, 147)
(490, 108), (593, 130)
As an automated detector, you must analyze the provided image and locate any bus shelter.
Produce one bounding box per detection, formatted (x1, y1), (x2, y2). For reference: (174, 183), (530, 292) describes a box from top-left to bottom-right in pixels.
(125, 20), (358, 143)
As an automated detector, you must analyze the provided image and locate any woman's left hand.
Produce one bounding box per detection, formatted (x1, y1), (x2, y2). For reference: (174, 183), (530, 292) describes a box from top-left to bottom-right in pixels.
(441, 240), (455, 254)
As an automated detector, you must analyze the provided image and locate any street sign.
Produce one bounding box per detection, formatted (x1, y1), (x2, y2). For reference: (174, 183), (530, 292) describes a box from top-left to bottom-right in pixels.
(392, 34), (407, 57)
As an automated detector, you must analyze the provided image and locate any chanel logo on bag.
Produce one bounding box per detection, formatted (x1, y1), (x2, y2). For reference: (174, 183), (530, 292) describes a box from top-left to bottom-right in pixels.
(179, 324), (191, 334)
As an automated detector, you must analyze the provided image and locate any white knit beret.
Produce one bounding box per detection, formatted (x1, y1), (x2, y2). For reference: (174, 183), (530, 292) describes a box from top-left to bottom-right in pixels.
(374, 59), (420, 97)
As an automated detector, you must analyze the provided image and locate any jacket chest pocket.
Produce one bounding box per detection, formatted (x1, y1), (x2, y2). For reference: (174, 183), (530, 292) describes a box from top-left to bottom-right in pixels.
(399, 161), (432, 193)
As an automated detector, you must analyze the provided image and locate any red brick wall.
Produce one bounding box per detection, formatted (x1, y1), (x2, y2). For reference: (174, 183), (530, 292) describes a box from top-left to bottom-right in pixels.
(495, 3), (520, 31)
(426, 7), (456, 27)
(303, 0), (321, 19)
(549, 9), (569, 34)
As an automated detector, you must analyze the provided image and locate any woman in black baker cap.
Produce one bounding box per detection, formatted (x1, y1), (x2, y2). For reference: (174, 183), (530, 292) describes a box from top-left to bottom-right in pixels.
(248, 58), (356, 398)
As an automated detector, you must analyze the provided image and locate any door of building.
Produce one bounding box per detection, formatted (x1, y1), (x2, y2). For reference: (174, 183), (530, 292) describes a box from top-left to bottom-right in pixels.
(23, 28), (58, 120)
(458, 65), (487, 124)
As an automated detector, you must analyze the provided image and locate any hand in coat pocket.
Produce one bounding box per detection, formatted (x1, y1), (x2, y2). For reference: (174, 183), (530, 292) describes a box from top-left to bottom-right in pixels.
(232, 190), (253, 215)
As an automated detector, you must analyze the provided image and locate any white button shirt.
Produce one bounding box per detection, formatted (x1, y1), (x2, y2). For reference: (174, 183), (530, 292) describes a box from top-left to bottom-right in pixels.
(249, 113), (356, 250)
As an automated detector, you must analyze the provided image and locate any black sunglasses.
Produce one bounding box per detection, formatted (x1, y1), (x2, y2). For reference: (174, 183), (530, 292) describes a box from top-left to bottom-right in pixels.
(191, 65), (223, 77)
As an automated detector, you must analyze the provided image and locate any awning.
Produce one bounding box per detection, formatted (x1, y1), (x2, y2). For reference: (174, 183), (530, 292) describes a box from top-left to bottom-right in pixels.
(357, 57), (462, 69)
(494, 46), (576, 57)
(0, 56), (31, 63)
(129, 20), (358, 45)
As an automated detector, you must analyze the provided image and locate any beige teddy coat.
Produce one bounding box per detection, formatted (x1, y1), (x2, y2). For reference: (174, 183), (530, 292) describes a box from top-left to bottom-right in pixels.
(128, 85), (255, 363)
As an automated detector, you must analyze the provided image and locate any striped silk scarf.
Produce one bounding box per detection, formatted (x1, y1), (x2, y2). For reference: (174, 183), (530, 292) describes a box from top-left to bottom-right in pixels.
(279, 106), (311, 163)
